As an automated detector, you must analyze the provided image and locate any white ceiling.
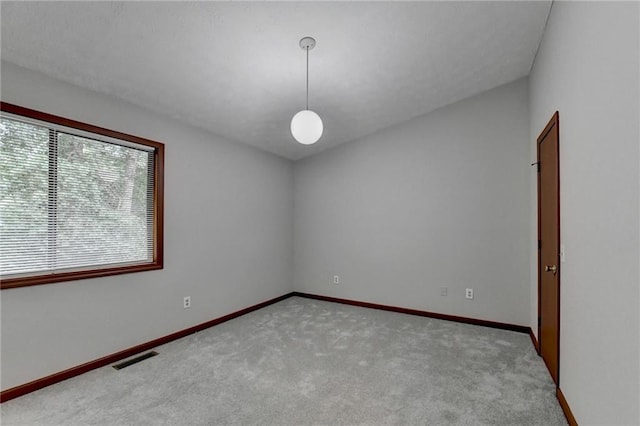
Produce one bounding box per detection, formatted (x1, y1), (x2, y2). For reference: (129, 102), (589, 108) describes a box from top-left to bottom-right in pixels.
(1, 1), (551, 160)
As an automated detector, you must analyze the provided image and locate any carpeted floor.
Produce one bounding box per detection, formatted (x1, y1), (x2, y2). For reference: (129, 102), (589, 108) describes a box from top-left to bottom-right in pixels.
(1, 296), (567, 425)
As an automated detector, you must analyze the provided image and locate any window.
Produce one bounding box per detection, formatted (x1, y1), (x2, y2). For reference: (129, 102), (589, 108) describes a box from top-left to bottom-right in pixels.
(0, 103), (164, 289)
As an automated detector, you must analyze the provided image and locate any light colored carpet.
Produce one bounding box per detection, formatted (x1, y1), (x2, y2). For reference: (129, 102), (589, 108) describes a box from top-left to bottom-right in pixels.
(1, 296), (567, 425)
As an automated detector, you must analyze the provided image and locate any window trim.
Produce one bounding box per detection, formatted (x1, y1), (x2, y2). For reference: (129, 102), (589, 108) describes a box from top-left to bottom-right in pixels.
(0, 102), (164, 290)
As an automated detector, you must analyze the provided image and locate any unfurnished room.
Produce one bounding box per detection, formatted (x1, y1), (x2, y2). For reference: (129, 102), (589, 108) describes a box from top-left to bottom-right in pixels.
(0, 1), (638, 425)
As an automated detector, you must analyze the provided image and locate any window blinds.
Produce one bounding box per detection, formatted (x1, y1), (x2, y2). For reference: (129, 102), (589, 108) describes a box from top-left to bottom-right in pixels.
(0, 115), (155, 278)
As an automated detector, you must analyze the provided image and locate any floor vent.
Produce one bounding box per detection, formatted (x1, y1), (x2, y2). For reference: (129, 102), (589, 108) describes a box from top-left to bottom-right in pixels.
(112, 351), (158, 370)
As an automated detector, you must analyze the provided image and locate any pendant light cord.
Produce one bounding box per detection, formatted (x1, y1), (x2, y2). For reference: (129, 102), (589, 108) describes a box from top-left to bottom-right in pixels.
(306, 46), (309, 110)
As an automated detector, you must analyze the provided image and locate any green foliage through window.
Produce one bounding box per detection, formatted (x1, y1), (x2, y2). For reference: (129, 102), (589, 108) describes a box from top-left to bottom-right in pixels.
(0, 107), (162, 286)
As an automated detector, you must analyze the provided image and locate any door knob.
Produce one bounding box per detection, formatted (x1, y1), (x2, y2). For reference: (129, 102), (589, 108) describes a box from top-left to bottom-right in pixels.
(545, 264), (557, 275)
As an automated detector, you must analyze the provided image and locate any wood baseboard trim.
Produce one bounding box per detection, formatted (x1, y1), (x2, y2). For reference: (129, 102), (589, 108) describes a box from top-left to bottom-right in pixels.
(529, 328), (540, 353)
(1, 292), (296, 403)
(0, 292), (534, 402)
(293, 292), (529, 333)
(556, 387), (578, 426)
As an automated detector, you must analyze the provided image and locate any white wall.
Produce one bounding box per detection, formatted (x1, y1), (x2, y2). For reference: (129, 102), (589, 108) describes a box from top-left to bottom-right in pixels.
(294, 79), (531, 326)
(529, 2), (640, 424)
(0, 62), (294, 391)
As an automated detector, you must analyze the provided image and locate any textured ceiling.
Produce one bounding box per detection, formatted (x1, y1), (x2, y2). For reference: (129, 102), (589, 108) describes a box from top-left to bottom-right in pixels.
(1, 1), (551, 160)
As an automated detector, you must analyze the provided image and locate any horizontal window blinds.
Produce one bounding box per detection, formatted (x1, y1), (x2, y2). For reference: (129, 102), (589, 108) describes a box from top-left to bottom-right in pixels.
(0, 116), (154, 278)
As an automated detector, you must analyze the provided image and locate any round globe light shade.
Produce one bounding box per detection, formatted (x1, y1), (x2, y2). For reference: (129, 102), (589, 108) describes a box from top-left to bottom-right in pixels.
(291, 110), (323, 145)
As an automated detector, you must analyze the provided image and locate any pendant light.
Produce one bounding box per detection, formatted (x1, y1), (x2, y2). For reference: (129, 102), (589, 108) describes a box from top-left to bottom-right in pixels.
(291, 37), (323, 145)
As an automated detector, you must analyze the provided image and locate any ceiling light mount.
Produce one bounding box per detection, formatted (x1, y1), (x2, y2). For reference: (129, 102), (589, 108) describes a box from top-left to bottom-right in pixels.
(299, 37), (316, 51)
(291, 36), (323, 146)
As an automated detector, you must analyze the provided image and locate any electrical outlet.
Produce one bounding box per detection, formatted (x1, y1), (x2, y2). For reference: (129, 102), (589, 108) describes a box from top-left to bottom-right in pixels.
(183, 296), (191, 309)
(440, 287), (448, 296)
(333, 275), (340, 285)
(465, 288), (474, 300)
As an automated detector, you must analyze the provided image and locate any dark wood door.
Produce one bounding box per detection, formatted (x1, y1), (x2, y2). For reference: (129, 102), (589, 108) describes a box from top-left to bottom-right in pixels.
(538, 112), (560, 385)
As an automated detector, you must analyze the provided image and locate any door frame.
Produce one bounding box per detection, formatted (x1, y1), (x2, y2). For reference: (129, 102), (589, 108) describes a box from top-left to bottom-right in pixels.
(536, 111), (561, 385)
